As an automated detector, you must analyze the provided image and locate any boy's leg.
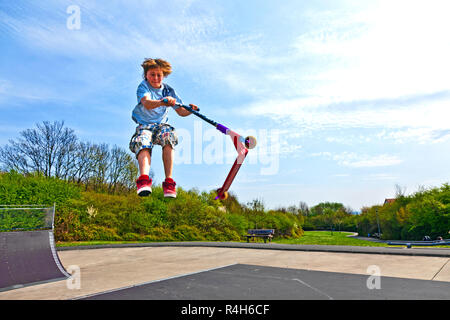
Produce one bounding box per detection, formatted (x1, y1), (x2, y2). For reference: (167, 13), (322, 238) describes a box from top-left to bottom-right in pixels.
(129, 125), (154, 196)
(162, 144), (176, 198)
(138, 149), (152, 176)
(162, 144), (173, 179)
(136, 149), (152, 196)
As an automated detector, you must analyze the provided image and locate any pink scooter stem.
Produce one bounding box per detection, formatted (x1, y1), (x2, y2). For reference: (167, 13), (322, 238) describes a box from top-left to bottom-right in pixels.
(167, 100), (255, 200)
(215, 129), (249, 200)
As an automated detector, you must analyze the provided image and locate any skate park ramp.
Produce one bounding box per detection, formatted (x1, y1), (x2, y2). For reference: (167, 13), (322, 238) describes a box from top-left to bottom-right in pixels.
(0, 205), (70, 291)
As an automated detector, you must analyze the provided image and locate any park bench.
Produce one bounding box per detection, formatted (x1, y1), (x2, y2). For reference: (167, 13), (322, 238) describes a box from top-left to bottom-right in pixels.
(246, 229), (275, 243)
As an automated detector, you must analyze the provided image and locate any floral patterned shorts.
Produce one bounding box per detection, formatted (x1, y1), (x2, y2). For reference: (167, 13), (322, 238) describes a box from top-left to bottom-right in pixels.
(129, 123), (178, 157)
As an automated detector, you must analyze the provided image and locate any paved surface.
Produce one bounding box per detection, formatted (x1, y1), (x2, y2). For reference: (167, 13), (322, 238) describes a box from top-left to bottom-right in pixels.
(0, 242), (449, 300)
(56, 241), (450, 257)
(81, 264), (450, 300)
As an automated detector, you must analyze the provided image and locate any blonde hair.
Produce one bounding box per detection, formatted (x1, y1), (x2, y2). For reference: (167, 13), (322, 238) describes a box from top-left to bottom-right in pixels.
(141, 58), (172, 79)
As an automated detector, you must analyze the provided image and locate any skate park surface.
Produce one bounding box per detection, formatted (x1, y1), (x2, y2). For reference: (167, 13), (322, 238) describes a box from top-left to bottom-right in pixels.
(1, 242), (449, 300)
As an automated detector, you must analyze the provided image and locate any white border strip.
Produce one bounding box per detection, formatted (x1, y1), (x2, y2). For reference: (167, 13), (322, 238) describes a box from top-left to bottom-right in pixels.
(49, 231), (71, 278)
(72, 263), (238, 300)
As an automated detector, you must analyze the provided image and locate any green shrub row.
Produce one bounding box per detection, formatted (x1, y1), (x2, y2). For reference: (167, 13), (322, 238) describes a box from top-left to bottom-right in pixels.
(356, 184), (450, 240)
(303, 184), (450, 240)
(0, 171), (304, 242)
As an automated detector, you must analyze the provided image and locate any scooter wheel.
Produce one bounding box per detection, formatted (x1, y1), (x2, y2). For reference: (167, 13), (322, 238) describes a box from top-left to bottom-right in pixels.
(245, 136), (257, 149)
(216, 189), (228, 200)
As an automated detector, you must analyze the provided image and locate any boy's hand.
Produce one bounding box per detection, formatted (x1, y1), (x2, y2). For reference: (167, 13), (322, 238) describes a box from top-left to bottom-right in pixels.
(189, 104), (199, 111)
(161, 97), (176, 107)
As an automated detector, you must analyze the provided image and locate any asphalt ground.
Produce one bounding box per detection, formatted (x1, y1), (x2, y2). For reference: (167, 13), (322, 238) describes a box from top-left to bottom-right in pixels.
(80, 263), (450, 300)
(0, 242), (449, 301)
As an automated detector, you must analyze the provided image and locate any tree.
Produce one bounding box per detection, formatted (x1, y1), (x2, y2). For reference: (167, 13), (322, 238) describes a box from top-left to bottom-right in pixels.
(246, 198), (265, 229)
(298, 201), (310, 216)
(108, 145), (138, 193)
(88, 143), (110, 191)
(69, 141), (97, 184)
(0, 121), (139, 194)
(0, 121), (77, 177)
(310, 202), (346, 215)
(395, 184), (407, 197)
(0, 144), (29, 173)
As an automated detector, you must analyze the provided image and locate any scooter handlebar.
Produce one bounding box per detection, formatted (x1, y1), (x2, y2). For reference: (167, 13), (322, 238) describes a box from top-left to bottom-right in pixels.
(163, 99), (200, 112)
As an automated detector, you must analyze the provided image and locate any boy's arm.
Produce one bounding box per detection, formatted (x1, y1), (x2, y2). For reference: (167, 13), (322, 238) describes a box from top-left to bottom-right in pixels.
(175, 104), (199, 117)
(140, 94), (166, 110)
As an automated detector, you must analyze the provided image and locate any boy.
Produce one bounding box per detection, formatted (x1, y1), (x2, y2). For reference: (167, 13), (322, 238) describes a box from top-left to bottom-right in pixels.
(129, 58), (198, 198)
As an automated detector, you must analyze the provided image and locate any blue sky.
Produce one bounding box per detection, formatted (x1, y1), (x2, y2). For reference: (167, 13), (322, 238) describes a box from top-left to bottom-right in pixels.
(1, 0), (450, 211)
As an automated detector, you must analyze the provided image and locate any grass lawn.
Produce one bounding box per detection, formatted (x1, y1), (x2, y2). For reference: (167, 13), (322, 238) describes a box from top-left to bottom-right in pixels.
(273, 231), (389, 247)
(273, 231), (450, 248)
(56, 231), (449, 248)
(56, 241), (146, 247)
(57, 231), (386, 248)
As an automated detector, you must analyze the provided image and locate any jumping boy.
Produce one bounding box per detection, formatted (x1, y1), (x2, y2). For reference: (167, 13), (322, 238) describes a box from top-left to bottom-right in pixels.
(129, 58), (198, 198)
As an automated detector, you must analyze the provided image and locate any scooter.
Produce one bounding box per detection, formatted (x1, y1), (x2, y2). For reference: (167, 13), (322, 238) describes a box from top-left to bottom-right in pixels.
(165, 99), (257, 200)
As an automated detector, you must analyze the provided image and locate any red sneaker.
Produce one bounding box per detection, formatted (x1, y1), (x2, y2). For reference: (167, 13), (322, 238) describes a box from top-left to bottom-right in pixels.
(162, 178), (177, 198)
(136, 175), (152, 197)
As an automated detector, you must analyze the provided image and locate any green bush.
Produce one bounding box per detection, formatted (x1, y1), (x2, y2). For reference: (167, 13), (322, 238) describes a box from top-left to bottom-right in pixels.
(0, 208), (47, 231)
(354, 184), (450, 240)
(173, 225), (205, 241)
(0, 171), (81, 206)
(0, 171), (306, 242)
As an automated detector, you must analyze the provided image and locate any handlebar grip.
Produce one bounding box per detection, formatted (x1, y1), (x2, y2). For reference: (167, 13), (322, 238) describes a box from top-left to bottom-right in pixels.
(168, 100), (200, 112)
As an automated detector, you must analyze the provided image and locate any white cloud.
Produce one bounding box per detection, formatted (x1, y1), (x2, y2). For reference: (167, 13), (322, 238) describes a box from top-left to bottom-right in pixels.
(377, 128), (450, 144)
(0, 1), (278, 97)
(292, 0), (450, 100)
(341, 155), (402, 168)
(364, 173), (398, 181)
(0, 78), (71, 105)
(244, 94), (450, 135)
(234, 0), (450, 151)
(312, 151), (403, 168)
